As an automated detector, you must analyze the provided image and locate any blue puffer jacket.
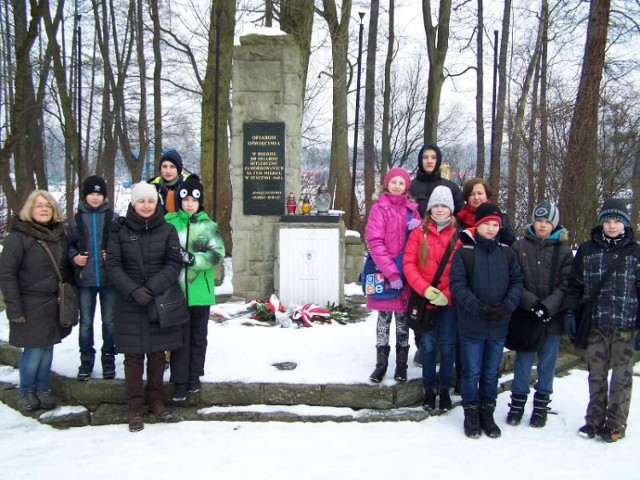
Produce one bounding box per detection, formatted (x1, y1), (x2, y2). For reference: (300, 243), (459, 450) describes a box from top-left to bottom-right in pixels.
(564, 226), (640, 331)
(450, 229), (523, 340)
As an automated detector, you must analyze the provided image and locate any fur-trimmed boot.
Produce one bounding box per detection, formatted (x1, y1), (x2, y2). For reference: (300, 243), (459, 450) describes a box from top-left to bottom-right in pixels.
(369, 346), (390, 383)
(394, 346), (409, 381)
(506, 393), (528, 426)
(480, 403), (501, 438)
(530, 392), (551, 428)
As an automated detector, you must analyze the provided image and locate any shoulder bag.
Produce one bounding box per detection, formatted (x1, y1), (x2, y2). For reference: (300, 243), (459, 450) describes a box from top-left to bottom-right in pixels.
(406, 240), (455, 333)
(38, 240), (79, 328)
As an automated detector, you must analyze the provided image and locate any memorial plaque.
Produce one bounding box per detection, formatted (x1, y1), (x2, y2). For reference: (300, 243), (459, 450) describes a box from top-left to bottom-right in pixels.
(243, 122), (286, 215)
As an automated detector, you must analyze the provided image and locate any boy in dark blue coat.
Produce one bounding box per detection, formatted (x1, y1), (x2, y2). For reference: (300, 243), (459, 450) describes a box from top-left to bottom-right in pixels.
(450, 203), (523, 439)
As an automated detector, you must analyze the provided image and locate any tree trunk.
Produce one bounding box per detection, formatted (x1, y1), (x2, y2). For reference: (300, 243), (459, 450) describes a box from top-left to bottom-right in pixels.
(559, 0), (611, 244)
(526, 59), (540, 219)
(363, 0), (379, 218)
(422, 0), (452, 144)
(317, 0), (357, 229)
(149, 0), (162, 171)
(536, 0), (549, 207)
(489, 0), (511, 198)
(380, 0), (394, 182)
(506, 7), (543, 221)
(279, 0), (314, 100)
(475, 0), (486, 177)
(136, 0), (150, 177)
(200, 1), (235, 254)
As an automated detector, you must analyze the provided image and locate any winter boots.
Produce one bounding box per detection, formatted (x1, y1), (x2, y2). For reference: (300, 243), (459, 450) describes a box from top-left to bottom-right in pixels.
(479, 403), (501, 438)
(77, 356), (94, 381)
(439, 388), (452, 411)
(17, 392), (40, 412)
(423, 388), (437, 411)
(530, 392), (551, 428)
(463, 405), (482, 439)
(394, 346), (409, 381)
(128, 410), (144, 433)
(369, 346), (390, 383)
(506, 393), (528, 426)
(102, 353), (116, 380)
(35, 390), (56, 410)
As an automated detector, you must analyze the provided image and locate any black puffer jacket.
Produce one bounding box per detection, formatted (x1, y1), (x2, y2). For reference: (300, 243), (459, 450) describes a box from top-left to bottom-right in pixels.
(0, 218), (72, 348)
(106, 205), (183, 354)
(512, 225), (574, 335)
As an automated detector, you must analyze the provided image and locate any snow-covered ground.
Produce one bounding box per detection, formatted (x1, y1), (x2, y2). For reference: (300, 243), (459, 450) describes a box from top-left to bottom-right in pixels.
(1, 270), (639, 479)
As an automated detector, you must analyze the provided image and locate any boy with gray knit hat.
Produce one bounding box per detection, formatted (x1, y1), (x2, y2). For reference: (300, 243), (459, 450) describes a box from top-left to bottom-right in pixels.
(564, 198), (640, 442)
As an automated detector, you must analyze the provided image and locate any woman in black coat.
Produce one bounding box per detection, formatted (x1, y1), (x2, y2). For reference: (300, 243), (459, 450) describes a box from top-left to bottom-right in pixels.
(0, 190), (72, 412)
(106, 182), (183, 432)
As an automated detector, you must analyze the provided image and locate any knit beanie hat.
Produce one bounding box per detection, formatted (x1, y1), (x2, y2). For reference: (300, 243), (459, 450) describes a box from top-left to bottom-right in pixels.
(475, 202), (503, 227)
(426, 185), (455, 213)
(82, 175), (107, 199)
(384, 167), (411, 192)
(532, 201), (560, 229)
(130, 182), (158, 205)
(177, 175), (204, 212)
(160, 149), (183, 176)
(598, 198), (630, 227)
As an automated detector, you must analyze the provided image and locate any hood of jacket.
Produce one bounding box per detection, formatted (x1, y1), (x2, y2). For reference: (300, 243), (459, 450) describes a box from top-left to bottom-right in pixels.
(123, 204), (166, 232)
(416, 143), (443, 181)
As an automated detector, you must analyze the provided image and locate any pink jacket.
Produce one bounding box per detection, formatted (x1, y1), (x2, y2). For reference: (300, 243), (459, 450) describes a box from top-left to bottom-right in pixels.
(364, 192), (421, 312)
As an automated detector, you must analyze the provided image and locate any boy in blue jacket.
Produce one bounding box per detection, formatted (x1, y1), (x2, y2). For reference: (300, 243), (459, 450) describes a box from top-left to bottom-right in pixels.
(68, 176), (119, 380)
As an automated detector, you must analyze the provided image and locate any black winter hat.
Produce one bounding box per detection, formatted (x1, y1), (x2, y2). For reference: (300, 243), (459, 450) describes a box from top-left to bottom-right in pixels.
(474, 202), (503, 227)
(598, 198), (630, 227)
(160, 148), (183, 176)
(177, 174), (204, 212)
(82, 175), (107, 199)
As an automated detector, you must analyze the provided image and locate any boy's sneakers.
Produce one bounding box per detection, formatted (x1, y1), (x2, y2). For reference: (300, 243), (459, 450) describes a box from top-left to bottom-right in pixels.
(598, 426), (625, 443)
(35, 390), (57, 410)
(578, 424), (600, 439)
(17, 392), (40, 412)
(170, 385), (188, 405)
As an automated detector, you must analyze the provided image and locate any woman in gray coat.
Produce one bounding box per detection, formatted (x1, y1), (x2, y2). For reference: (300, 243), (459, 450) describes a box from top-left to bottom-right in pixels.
(0, 190), (72, 412)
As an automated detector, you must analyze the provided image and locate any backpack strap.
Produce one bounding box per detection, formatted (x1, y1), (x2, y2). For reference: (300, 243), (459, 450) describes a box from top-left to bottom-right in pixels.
(101, 209), (114, 250)
(75, 211), (86, 253)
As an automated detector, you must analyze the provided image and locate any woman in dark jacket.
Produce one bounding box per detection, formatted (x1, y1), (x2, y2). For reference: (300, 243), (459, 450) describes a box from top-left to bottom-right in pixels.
(0, 190), (72, 412)
(508, 202), (573, 428)
(106, 182), (183, 432)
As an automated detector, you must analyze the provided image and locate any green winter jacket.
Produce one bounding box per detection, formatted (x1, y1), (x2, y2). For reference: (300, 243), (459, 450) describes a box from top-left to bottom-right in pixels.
(165, 209), (225, 306)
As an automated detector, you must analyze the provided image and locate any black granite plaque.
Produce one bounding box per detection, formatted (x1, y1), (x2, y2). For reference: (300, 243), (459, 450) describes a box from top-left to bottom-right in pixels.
(243, 122), (285, 215)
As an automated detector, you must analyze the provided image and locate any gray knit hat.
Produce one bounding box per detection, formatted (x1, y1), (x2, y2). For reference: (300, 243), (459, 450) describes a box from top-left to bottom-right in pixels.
(426, 185), (455, 213)
(598, 198), (630, 227)
(532, 201), (560, 229)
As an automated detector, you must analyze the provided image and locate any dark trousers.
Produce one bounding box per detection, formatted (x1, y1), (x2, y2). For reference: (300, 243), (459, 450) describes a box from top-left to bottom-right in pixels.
(124, 351), (166, 412)
(169, 306), (210, 386)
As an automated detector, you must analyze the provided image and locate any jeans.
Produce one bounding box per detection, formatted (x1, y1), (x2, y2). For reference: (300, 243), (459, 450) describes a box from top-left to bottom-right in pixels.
(78, 286), (115, 359)
(511, 334), (561, 396)
(19, 347), (53, 394)
(459, 334), (505, 406)
(421, 306), (456, 390)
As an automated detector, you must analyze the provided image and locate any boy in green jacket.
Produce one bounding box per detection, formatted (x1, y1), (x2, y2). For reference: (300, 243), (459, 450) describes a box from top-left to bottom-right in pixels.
(165, 175), (225, 402)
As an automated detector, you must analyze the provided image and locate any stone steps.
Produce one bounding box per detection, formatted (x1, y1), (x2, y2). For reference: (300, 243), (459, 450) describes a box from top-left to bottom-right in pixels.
(0, 339), (589, 428)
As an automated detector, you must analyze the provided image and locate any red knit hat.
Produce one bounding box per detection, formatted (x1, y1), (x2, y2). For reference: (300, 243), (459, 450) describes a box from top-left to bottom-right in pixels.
(474, 202), (502, 227)
(384, 167), (411, 192)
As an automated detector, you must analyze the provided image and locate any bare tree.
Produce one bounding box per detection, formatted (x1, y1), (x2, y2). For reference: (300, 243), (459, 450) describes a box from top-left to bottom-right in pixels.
(363, 0), (379, 215)
(559, 0), (611, 244)
(380, 0), (395, 182)
(475, 0), (485, 176)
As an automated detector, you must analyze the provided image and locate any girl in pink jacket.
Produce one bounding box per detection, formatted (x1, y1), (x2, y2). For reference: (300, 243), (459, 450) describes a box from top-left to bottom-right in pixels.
(365, 167), (421, 383)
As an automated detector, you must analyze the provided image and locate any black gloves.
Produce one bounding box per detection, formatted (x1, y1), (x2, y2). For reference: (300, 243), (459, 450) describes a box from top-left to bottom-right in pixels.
(479, 303), (507, 321)
(131, 286), (154, 306)
(179, 248), (195, 266)
(531, 301), (550, 323)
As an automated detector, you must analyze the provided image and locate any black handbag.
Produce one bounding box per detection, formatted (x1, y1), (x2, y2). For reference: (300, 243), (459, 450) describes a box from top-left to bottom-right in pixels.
(505, 244), (559, 352)
(38, 240), (79, 328)
(406, 241), (455, 333)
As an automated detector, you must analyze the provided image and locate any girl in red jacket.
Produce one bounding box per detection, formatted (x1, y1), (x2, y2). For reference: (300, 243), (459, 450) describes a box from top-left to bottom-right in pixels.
(402, 185), (459, 411)
(365, 168), (422, 383)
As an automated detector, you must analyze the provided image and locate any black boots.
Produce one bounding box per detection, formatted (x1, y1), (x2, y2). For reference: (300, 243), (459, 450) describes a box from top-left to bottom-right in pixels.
(423, 388), (436, 411)
(394, 346), (409, 381)
(480, 403), (501, 438)
(530, 392), (551, 428)
(463, 405), (482, 438)
(506, 393), (528, 426)
(102, 353), (116, 380)
(369, 346), (390, 383)
(439, 388), (452, 411)
(77, 356), (94, 381)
